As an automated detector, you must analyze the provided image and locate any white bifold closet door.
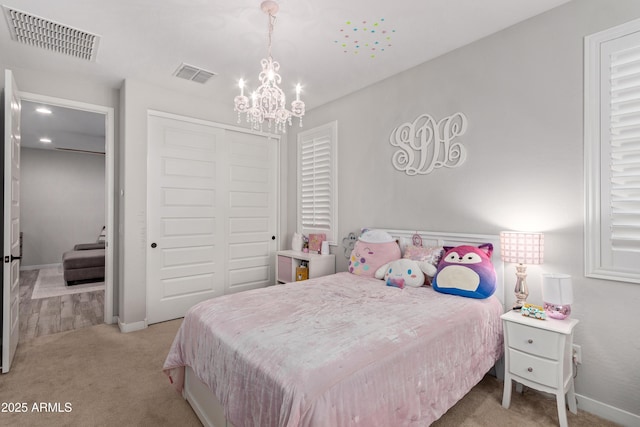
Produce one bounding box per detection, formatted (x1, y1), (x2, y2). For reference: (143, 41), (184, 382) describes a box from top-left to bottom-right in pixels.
(146, 113), (278, 325)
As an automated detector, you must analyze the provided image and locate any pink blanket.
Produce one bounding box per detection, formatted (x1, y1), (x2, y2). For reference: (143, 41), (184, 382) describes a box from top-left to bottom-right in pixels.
(163, 272), (503, 426)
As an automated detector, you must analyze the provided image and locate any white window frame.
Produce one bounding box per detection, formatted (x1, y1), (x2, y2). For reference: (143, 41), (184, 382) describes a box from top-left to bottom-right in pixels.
(585, 18), (640, 284)
(297, 121), (338, 244)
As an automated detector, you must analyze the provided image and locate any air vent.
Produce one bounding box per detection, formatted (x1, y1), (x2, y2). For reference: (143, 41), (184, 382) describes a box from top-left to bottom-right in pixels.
(174, 63), (216, 84)
(3, 6), (99, 61)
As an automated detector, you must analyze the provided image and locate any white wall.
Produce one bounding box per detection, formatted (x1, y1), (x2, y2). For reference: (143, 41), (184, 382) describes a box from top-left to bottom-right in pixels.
(6, 67), (118, 108)
(21, 148), (105, 266)
(287, 0), (640, 422)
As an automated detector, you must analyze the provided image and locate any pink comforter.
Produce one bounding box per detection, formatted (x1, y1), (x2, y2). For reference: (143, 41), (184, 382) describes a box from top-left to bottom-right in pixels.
(163, 272), (503, 427)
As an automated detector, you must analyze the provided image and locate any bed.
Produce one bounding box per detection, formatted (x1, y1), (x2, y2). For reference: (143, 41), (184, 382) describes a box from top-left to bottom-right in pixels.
(163, 230), (506, 427)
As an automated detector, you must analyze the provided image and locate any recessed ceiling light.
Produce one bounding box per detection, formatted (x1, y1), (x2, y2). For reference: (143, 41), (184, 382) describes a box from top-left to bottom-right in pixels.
(36, 107), (52, 114)
(39, 138), (52, 143)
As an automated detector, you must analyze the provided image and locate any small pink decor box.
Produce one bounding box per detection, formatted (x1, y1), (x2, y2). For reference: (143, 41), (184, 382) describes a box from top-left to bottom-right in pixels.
(308, 233), (326, 253)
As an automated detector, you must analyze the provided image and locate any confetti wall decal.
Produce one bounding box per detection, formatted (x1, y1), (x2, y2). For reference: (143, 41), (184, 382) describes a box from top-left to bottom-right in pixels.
(334, 18), (396, 59)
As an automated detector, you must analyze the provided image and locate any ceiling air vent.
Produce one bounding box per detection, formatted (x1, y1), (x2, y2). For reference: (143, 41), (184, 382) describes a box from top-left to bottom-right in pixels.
(174, 63), (216, 84)
(2, 6), (100, 61)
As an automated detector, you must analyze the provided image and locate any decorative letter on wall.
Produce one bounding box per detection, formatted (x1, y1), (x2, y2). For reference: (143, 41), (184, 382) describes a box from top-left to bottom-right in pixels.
(389, 112), (468, 175)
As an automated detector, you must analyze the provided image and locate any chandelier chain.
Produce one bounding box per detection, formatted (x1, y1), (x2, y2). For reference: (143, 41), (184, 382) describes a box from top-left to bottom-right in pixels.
(267, 14), (275, 59)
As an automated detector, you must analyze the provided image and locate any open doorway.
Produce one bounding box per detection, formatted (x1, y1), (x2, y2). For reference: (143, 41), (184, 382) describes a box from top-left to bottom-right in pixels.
(18, 93), (114, 339)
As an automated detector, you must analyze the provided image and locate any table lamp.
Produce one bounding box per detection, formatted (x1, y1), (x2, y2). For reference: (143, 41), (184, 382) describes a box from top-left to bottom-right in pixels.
(542, 273), (573, 320)
(500, 231), (544, 310)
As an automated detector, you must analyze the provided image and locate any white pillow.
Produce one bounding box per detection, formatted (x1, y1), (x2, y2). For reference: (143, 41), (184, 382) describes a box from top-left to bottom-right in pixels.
(358, 229), (394, 243)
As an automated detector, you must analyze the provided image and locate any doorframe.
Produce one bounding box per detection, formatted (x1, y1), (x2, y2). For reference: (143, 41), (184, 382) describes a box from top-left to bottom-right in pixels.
(21, 91), (115, 324)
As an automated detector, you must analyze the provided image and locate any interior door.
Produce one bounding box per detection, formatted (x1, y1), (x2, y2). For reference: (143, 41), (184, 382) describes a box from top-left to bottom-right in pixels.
(2, 70), (21, 373)
(146, 114), (226, 324)
(225, 130), (277, 294)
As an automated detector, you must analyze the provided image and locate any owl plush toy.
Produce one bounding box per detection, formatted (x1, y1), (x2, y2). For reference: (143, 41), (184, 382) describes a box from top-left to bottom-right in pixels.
(432, 244), (496, 299)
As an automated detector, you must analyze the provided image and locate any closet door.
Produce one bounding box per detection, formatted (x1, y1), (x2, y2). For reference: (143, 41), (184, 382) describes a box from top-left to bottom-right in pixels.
(225, 130), (278, 294)
(146, 114), (226, 324)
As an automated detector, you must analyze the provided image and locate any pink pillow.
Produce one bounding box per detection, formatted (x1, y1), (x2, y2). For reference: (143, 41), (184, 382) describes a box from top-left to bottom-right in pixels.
(348, 240), (401, 277)
(403, 245), (443, 266)
(403, 245), (443, 285)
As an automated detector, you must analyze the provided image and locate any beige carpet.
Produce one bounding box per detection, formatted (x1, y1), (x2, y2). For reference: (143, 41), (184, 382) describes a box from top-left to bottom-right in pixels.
(31, 265), (104, 299)
(0, 320), (618, 427)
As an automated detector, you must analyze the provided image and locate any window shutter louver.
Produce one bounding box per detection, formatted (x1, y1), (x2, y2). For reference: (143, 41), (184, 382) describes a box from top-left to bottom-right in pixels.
(585, 21), (640, 283)
(607, 40), (640, 268)
(300, 137), (332, 230)
(297, 122), (338, 243)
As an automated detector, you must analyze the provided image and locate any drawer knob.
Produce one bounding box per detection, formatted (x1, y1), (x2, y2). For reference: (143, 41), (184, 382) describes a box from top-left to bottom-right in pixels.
(527, 367), (533, 372)
(527, 339), (533, 344)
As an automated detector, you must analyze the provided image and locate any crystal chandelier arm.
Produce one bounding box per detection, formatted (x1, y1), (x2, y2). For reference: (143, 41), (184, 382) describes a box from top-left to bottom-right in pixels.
(259, 58), (282, 85)
(233, 1), (304, 133)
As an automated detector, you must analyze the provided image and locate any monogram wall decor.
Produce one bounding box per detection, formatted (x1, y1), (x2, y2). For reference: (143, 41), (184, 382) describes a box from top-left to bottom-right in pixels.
(389, 112), (468, 176)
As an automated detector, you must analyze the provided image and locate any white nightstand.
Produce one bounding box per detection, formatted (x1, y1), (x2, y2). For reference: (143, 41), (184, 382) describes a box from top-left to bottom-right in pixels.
(501, 310), (579, 427)
(276, 250), (335, 284)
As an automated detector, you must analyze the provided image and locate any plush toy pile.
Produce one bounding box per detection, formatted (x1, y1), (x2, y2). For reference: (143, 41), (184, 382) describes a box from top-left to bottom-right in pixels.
(347, 230), (497, 299)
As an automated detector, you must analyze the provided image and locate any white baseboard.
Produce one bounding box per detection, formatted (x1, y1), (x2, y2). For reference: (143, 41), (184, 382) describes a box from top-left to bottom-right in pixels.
(117, 317), (147, 333)
(577, 393), (640, 427)
(20, 263), (60, 271)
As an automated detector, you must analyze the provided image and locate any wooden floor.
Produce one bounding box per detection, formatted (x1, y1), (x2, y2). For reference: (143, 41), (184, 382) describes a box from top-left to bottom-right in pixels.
(19, 269), (104, 340)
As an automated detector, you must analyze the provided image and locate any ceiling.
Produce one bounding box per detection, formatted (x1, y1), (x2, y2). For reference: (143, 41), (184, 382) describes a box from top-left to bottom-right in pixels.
(20, 100), (106, 153)
(2, 0), (571, 151)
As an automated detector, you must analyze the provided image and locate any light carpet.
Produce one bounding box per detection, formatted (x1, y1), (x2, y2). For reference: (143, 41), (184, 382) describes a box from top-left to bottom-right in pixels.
(0, 319), (619, 427)
(31, 265), (104, 299)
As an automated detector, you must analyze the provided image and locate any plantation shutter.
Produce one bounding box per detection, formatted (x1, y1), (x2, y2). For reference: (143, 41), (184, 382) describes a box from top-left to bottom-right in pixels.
(585, 21), (640, 283)
(607, 37), (640, 270)
(297, 122), (337, 243)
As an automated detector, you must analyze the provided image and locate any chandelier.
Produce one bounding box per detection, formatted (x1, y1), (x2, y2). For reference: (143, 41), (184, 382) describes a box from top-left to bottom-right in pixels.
(234, 1), (305, 133)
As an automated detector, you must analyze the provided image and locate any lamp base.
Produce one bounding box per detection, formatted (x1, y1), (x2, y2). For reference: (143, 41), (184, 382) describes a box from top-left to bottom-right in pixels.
(512, 299), (526, 311)
(543, 302), (571, 320)
(512, 264), (528, 311)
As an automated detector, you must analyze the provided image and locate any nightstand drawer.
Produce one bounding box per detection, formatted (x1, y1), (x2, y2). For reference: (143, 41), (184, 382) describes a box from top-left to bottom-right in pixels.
(509, 348), (559, 387)
(506, 321), (560, 359)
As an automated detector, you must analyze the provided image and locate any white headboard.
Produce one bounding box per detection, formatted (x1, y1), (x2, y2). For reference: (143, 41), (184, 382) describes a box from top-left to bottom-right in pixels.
(379, 229), (506, 311)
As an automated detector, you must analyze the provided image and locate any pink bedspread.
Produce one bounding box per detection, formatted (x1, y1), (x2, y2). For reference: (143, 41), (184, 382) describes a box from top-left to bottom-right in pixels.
(163, 272), (503, 427)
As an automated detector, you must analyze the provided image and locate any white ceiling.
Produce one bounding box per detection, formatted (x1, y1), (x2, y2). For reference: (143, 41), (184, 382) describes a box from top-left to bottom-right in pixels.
(2, 0), (571, 150)
(20, 100), (106, 153)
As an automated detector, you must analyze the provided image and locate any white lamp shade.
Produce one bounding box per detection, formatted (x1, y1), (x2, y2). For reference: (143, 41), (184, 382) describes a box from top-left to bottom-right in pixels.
(542, 273), (573, 305)
(500, 231), (544, 264)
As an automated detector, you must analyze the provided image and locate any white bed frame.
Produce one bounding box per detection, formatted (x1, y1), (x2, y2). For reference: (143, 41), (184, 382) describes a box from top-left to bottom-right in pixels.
(182, 229), (506, 427)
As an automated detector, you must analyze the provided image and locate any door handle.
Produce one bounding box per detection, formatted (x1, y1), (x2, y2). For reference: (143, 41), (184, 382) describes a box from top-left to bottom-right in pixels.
(272, 236), (276, 240)
(151, 243), (157, 248)
(4, 255), (21, 263)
